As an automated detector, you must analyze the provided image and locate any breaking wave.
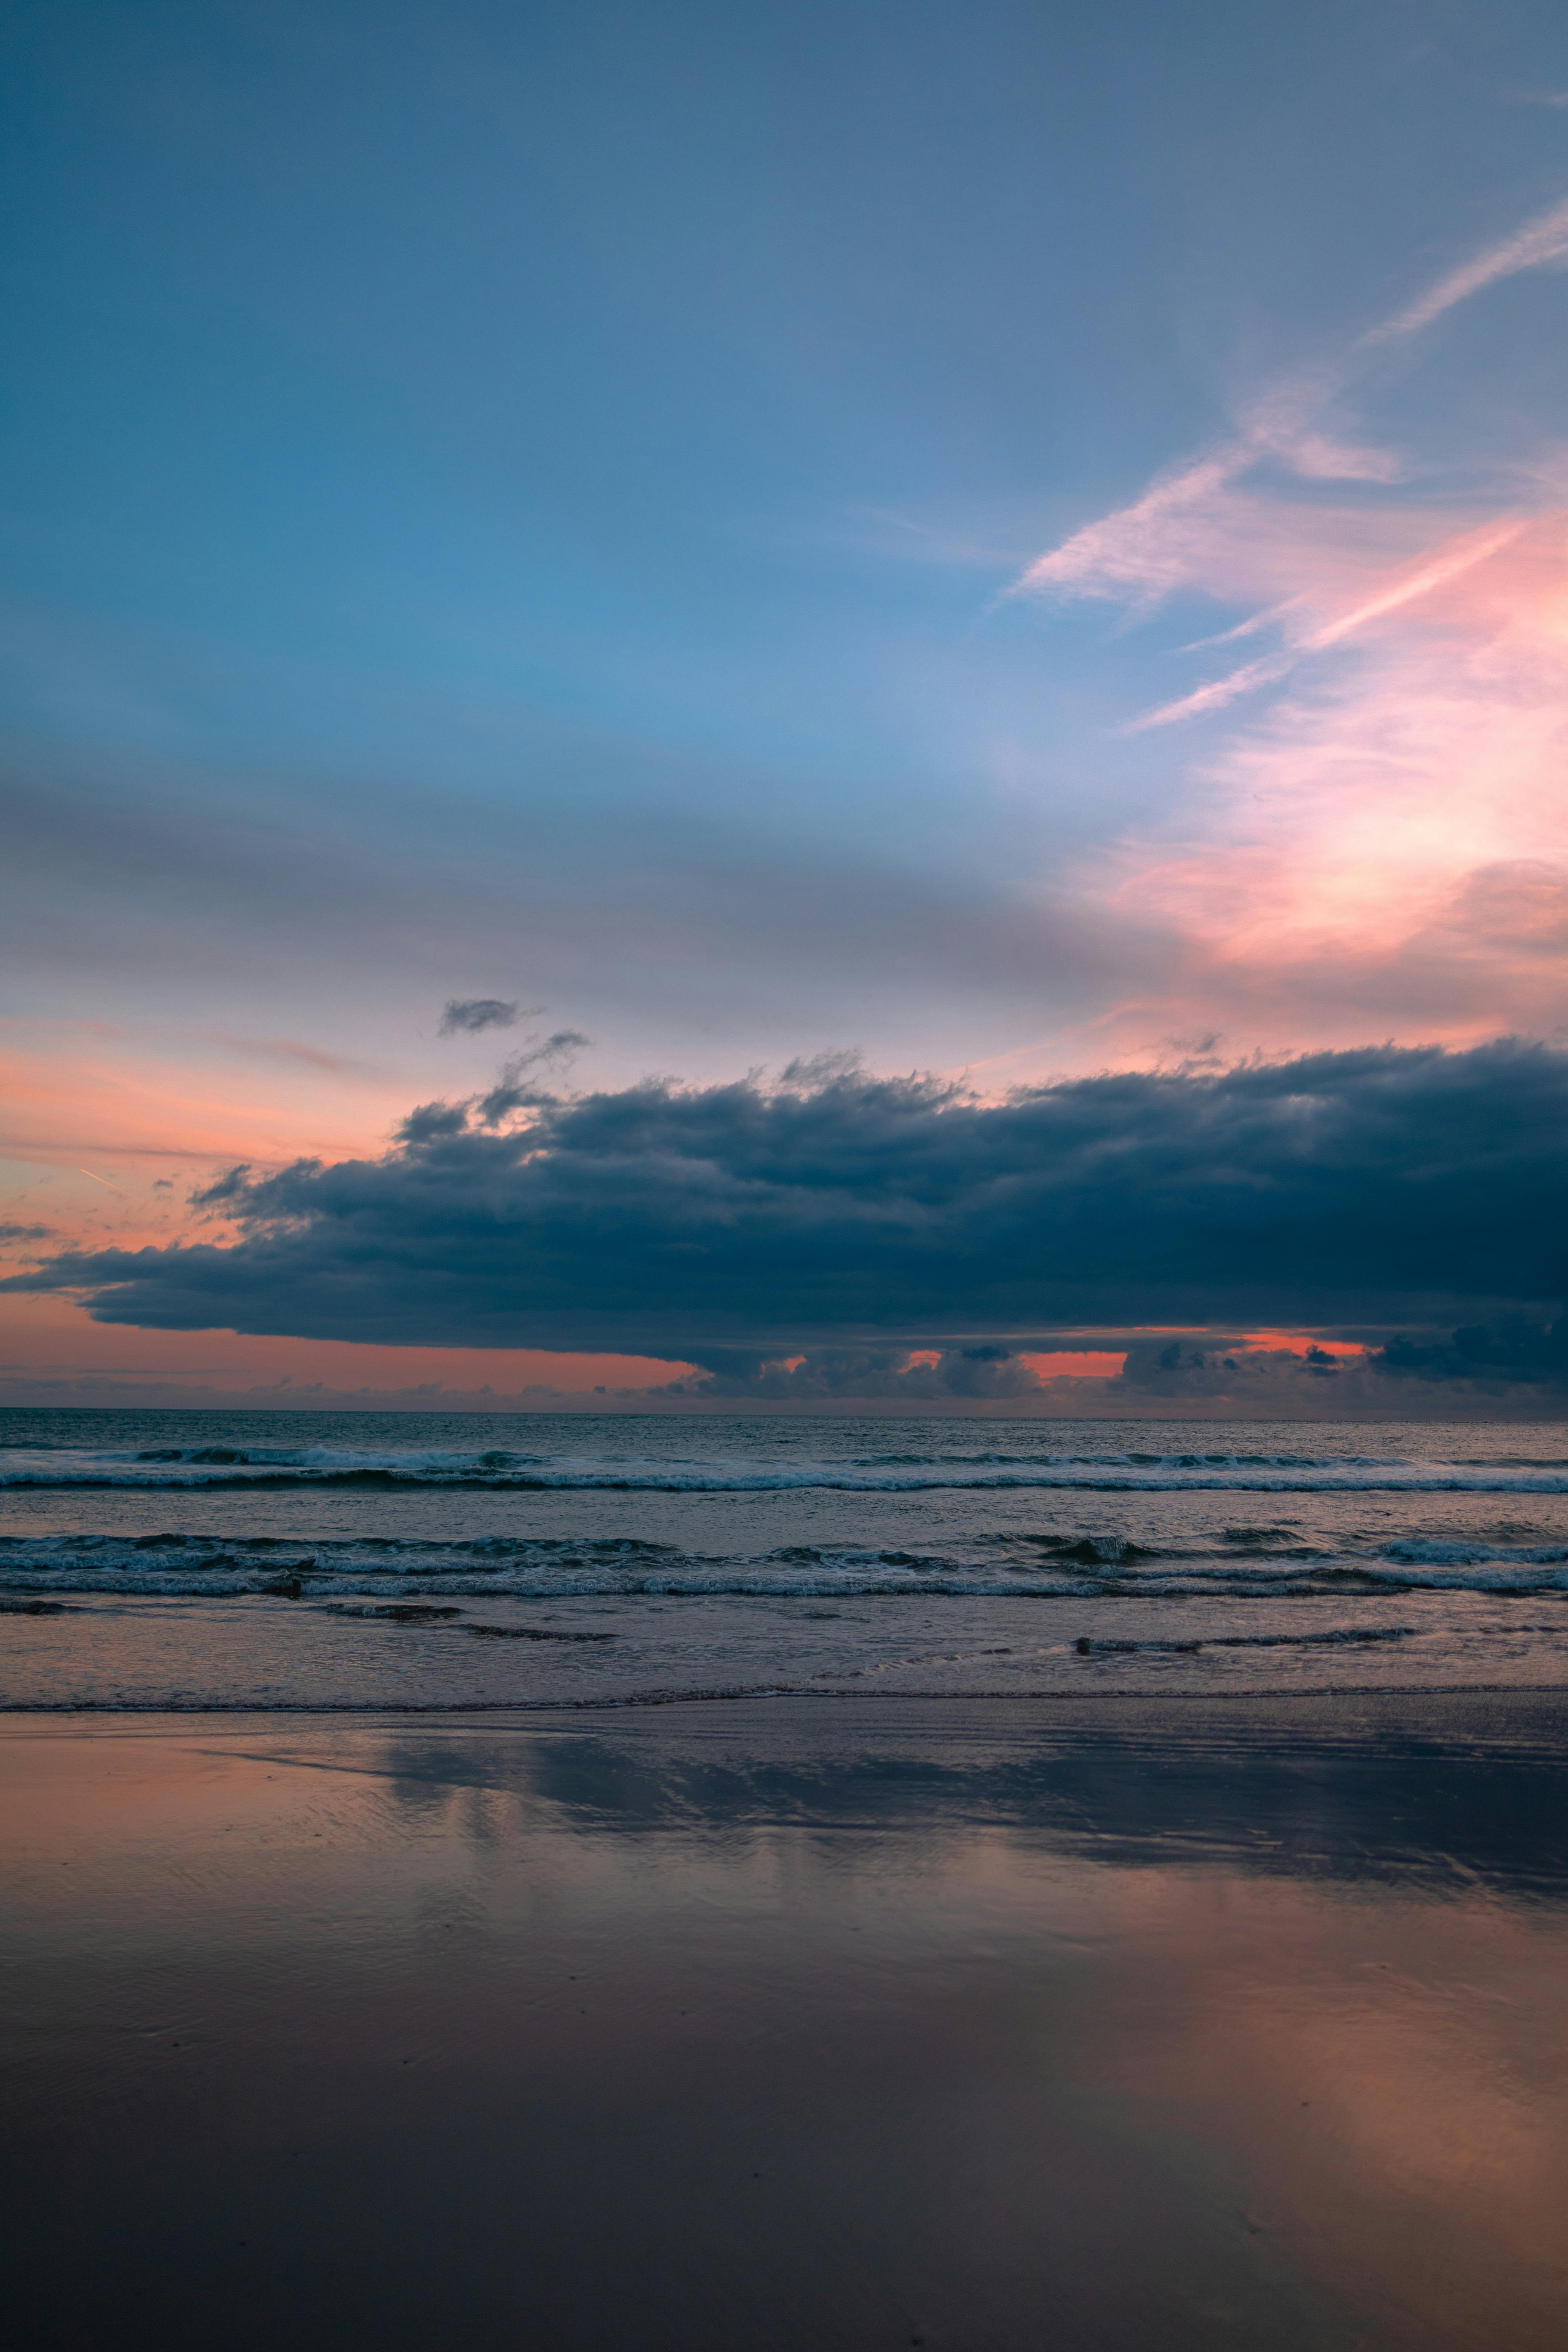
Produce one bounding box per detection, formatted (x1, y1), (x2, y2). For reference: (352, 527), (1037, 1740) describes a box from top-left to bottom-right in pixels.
(4, 1528), (1567, 1600)
(6, 1440), (1568, 1495)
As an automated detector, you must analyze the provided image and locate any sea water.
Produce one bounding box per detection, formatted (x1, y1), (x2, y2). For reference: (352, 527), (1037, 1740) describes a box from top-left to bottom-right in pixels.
(4, 1407), (1568, 1706)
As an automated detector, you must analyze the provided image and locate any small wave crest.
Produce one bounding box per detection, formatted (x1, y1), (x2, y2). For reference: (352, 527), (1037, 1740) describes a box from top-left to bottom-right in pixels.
(8, 1438), (1568, 1496)
(4, 1528), (1568, 1600)
(1073, 1626), (1415, 1655)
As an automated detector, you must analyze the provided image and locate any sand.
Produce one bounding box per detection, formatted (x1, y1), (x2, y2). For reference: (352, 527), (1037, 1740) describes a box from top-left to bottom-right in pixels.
(4, 1694), (1566, 2351)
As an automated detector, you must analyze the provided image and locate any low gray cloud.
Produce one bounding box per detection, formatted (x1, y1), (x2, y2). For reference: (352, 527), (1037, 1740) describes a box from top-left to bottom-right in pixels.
(5, 1041), (1565, 1369)
(1373, 1318), (1568, 1387)
(438, 997), (522, 1035)
(1106, 1320), (1568, 1407)
(394, 1031), (596, 1143)
(663, 1344), (1047, 1402)
(0, 1223), (54, 1244)
(474, 1032), (592, 1123)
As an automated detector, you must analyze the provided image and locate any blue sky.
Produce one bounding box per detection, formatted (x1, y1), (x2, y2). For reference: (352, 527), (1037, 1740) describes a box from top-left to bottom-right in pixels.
(4, 1), (1568, 1403)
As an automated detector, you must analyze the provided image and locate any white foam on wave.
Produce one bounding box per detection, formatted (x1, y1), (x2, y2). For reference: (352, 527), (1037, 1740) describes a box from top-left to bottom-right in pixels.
(4, 1530), (1568, 1600)
(7, 1440), (1568, 1496)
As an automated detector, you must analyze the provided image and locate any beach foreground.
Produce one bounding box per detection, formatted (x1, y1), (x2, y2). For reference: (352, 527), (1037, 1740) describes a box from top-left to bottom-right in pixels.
(4, 1695), (1566, 2351)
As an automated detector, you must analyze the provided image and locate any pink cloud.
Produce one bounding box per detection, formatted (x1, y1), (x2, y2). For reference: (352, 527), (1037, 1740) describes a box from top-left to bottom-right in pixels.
(1125, 516), (1528, 731)
(0, 1290), (692, 1400)
(1013, 192), (1568, 634)
(1013, 449), (1256, 605)
(1006, 195), (1568, 1066)
(1077, 513), (1568, 1054)
(1364, 193), (1568, 344)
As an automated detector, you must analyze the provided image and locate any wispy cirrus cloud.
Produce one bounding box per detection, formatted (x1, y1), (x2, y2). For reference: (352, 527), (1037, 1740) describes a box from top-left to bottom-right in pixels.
(1083, 531), (1568, 1059)
(1014, 189), (1568, 640)
(1009, 193), (1568, 1061)
(1363, 194), (1568, 344)
(208, 1033), (376, 1076)
(1014, 450), (1253, 606)
(1128, 517), (1527, 731)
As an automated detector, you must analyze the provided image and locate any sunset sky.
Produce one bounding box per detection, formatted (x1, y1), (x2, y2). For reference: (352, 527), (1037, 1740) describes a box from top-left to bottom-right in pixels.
(4, 0), (1568, 1409)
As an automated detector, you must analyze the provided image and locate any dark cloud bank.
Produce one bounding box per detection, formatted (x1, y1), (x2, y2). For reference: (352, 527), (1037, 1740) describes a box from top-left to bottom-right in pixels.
(6, 1042), (1567, 1408)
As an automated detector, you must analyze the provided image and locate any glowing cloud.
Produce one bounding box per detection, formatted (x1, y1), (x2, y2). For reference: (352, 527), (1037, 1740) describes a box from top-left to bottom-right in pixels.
(1127, 518), (1528, 731)
(1010, 194), (1568, 1060)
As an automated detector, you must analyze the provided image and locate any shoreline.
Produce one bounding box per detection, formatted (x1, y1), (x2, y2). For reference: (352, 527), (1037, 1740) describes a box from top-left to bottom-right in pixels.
(6, 1587), (1566, 1712)
(5, 1675), (1568, 1715)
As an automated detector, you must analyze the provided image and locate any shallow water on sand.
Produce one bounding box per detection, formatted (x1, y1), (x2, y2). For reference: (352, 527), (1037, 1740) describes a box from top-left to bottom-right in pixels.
(4, 1696), (1565, 2352)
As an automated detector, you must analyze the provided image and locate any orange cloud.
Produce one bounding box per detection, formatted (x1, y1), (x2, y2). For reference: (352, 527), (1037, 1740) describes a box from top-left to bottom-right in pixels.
(0, 1290), (691, 1399)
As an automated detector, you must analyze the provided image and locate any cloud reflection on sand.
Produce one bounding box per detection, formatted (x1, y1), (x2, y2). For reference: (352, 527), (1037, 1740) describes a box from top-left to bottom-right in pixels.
(5, 1699), (1566, 2350)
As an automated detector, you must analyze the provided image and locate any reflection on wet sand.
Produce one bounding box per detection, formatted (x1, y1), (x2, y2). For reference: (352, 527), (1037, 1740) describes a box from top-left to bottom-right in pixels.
(3, 1696), (1565, 2351)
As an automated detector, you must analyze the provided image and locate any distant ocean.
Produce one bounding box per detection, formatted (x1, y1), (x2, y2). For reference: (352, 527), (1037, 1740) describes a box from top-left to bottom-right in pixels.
(5, 1407), (1568, 1707)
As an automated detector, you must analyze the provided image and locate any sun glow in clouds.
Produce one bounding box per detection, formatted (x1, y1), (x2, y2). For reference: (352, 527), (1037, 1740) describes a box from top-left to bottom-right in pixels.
(1015, 193), (1568, 1062)
(6, 15), (1568, 1406)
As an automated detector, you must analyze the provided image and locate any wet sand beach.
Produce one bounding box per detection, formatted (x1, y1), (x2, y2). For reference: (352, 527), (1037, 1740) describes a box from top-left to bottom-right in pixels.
(4, 1693), (1566, 2352)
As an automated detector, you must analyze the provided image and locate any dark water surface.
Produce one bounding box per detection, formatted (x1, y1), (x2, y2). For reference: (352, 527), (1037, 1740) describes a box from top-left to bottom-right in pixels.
(5, 1409), (1568, 1703)
(4, 1695), (1565, 2352)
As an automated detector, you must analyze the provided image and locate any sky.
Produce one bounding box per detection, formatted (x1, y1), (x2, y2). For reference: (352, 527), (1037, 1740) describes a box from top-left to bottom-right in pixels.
(3, 0), (1568, 1411)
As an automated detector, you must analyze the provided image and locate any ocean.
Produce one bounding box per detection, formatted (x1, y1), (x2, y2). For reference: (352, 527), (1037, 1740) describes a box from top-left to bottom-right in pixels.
(5, 1406), (1568, 1708)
